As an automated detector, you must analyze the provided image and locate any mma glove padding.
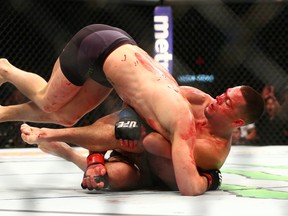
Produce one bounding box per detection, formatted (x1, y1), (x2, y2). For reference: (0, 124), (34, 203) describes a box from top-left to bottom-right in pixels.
(115, 107), (141, 140)
(199, 169), (222, 191)
(86, 152), (105, 166)
(81, 152), (109, 189)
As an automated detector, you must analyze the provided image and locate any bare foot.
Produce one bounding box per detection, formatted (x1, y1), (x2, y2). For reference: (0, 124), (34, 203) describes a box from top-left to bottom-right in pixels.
(0, 58), (11, 85)
(20, 123), (47, 144)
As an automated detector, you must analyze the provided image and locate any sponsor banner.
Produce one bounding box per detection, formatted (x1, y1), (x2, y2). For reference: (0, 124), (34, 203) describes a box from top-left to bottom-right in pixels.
(154, 6), (173, 74)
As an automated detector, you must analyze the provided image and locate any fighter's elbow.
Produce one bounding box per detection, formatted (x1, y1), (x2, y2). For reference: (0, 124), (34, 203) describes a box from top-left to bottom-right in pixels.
(180, 189), (205, 196)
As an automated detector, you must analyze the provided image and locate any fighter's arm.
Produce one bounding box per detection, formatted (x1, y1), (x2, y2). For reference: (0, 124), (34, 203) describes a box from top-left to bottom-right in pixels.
(142, 132), (172, 159)
(155, 91), (213, 196)
(144, 106), (212, 195)
(171, 122), (209, 196)
(171, 123), (224, 195)
(144, 132), (226, 170)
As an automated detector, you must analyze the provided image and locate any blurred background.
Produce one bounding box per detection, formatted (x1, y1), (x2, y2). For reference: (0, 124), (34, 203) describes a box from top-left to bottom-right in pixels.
(0, 0), (287, 148)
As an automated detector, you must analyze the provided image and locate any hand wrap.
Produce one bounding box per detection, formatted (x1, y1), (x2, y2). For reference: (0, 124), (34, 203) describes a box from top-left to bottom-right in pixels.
(81, 152), (109, 189)
(200, 169), (222, 191)
(115, 107), (141, 140)
(86, 152), (104, 166)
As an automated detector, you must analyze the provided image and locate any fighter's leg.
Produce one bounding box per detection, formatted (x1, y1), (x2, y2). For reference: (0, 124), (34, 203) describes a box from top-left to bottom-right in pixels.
(0, 58), (81, 112)
(0, 101), (61, 124)
(0, 79), (112, 126)
(20, 112), (145, 153)
(0, 58), (112, 116)
(48, 78), (113, 126)
(0, 58), (47, 89)
(36, 141), (87, 171)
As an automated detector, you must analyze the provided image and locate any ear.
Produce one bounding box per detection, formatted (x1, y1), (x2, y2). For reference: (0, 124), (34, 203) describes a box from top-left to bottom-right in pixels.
(232, 118), (245, 127)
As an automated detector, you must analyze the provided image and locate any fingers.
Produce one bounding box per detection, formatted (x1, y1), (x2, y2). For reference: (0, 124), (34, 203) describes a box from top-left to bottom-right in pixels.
(82, 176), (104, 190)
(119, 139), (138, 149)
(81, 164), (107, 191)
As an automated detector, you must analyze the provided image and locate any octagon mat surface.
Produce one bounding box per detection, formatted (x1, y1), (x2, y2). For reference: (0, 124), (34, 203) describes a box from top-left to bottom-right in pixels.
(0, 146), (287, 216)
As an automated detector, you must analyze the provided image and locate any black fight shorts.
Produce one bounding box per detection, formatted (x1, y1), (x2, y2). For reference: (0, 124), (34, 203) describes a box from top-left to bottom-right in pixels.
(59, 24), (137, 87)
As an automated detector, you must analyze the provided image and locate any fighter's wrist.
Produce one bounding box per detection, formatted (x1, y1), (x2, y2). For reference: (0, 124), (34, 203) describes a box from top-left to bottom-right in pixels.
(199, 169), (222, 191)
(87, 152), (105, 167)
(200, 173), (213, 191)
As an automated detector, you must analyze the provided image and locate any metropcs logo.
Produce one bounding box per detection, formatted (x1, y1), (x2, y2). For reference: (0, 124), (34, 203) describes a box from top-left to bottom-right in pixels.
(154, 6), (173, 74)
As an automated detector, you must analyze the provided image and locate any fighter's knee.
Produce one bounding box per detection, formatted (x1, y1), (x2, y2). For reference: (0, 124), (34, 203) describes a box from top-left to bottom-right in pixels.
(41, 104), (62, 113)
(48, 113), (80, 127)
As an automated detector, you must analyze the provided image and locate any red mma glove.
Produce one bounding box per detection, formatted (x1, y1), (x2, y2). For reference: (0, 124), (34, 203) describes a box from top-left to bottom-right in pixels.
(81, 152), (108, 190)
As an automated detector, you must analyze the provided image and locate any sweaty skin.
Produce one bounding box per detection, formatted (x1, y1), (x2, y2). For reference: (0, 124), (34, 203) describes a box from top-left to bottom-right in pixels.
(18, 83), (249, 193)
(20, 85), (236, 171)
(101, 45), (206, 195)
(104, 45), (188, 137)
(0, 35), (250, 195)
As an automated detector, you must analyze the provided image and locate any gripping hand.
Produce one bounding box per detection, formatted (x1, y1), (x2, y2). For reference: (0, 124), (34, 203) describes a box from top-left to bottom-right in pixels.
(115, 107), (141, 140)
(81, 153), (108, 190)
(199, 169), (222, 191)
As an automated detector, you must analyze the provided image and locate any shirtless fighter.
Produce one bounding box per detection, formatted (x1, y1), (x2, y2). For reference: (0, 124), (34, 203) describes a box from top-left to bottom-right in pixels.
(0, 24), (264, 195)
(20, 86), (264, 192)
(20, 105), (222, 192)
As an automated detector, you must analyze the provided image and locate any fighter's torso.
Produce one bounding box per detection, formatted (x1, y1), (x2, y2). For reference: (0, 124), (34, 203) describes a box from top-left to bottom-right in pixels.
(179, 86), (231, 169)
(104, 44), (231, 170)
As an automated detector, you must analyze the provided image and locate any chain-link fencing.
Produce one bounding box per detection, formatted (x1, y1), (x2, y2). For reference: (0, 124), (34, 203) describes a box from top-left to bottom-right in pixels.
(0, 0), (287, 147)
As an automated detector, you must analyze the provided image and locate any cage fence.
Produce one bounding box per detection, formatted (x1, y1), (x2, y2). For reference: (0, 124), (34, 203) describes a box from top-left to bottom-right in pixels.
(0, 0), (287, 147)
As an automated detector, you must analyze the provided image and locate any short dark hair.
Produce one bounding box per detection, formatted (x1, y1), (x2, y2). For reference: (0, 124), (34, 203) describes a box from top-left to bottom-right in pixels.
(240, 85), (264, 124)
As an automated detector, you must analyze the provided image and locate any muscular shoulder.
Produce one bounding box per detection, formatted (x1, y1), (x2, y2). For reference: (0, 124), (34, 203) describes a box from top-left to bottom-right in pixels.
(179, 86), (212, 105)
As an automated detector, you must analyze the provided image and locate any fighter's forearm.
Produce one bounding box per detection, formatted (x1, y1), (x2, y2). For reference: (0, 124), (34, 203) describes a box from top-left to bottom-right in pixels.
(172, 142), (208, 196)
(142, 132), (171, 159)
(170, 118), (208, 196)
